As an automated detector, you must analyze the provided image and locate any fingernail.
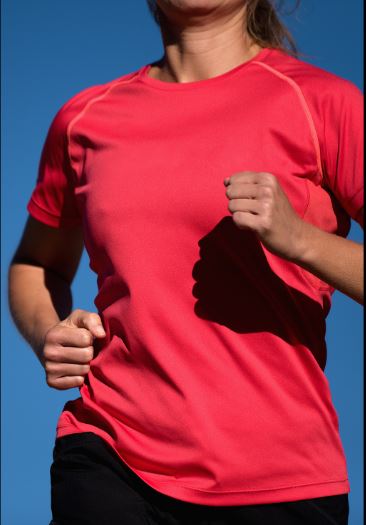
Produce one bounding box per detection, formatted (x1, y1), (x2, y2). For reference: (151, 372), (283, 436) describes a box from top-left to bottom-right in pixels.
(223, 177), (230, 186)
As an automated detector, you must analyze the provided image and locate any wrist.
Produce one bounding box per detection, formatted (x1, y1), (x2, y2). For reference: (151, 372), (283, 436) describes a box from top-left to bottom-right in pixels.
(288, 218), (322, 266)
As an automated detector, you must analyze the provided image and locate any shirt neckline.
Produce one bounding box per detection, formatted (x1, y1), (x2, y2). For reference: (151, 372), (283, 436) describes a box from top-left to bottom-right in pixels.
(137, 47), (273, 91)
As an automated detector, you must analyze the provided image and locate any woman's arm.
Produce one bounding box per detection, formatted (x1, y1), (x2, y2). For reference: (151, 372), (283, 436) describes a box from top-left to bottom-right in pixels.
(8, 215), (106, 391)
(289, 213), (363, 305)
(224, 172), (364, 305)
(8, 216), (84, 366)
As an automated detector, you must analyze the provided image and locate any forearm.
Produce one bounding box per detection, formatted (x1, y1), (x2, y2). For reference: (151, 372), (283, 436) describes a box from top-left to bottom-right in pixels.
(292, 221), (364, 305)
(8, 262), (73, 366)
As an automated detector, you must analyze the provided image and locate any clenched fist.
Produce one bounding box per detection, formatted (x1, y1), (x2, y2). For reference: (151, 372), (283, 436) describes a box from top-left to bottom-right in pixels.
(42, 308), (106, 390)
(224, 171), (306, 261)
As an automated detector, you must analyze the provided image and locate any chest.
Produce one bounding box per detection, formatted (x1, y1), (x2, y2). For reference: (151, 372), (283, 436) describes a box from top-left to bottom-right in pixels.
(71, 82), (319, 241)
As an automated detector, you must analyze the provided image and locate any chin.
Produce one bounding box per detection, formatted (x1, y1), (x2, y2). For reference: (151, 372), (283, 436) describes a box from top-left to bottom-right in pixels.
(158, 0), (244, 15)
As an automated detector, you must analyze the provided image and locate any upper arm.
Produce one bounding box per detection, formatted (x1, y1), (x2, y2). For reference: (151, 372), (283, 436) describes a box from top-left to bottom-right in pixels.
(15, 95), (86, 282)
(11, 215), (84, 285)
(321, 79), (364, 229)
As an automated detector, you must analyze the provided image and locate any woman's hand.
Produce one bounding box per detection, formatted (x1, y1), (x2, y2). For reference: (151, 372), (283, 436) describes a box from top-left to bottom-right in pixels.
(224, 171), (305, 261)
(42, 309), (106, 390)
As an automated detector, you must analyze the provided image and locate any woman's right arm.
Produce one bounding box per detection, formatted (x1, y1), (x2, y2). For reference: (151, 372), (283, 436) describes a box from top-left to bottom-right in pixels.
(8, 215), (106, 389)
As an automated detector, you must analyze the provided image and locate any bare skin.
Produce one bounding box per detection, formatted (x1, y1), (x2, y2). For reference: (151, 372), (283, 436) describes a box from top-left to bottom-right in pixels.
(8, 0), (363, 393)
(148, 0), (263, 83)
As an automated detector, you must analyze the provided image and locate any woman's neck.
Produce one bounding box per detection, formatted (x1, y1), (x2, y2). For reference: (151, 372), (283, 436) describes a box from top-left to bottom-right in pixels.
(148, 4), (263, 83)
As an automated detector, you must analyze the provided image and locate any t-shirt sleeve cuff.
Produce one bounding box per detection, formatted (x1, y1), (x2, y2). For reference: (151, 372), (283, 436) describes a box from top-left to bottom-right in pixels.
(27, 197), (81, 228)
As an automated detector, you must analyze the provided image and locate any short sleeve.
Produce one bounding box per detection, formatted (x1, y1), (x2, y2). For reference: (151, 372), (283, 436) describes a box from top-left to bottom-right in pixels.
(26, 103), (82, 228)
(322, 80), (364, 228)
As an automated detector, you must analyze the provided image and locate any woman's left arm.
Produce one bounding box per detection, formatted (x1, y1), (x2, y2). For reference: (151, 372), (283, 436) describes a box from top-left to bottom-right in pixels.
(290, 209), (363, 305)
(225, 78), (364, 305)
(224, 171), (364, 305)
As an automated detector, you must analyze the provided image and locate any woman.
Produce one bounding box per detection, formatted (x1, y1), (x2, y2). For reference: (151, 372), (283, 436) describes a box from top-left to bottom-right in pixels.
(8, 0), (363, 524)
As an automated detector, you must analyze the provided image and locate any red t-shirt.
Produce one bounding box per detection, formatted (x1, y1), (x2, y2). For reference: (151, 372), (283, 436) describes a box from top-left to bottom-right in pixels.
(27, 47), (364, 505)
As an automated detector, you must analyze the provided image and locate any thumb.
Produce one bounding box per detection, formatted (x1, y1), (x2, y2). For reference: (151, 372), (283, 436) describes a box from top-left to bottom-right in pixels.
(70, 309), (106, 339)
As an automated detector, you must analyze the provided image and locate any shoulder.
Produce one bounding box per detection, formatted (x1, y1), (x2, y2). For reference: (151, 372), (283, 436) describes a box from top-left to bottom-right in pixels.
(47, 68), (142, 136)
(260, 48), (363, 111)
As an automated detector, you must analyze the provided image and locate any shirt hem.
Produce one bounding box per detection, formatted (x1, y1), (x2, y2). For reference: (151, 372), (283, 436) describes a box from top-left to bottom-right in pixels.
(55, 425), (350, 506)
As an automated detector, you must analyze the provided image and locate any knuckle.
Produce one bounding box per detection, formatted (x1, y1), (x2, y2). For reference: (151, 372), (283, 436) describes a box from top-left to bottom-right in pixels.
(89, 312), (101, 323)
(86, 346), (95, 360)
(81, 345), (92, 361)
(228, 199), (237, 212)
(81, 346), (94, 362)
(261, 186), (273, 198)
(44, 361), (54, 373)
(81, 364), (91, 374)
(232, 211), (243, 223)
(52, 324), (69, 343)
(80, 329), (93, 346)
(265, 174), (276, 186)
(83, 333), (93, 346)
(43, 345), (58, 361)
(261, 200), (272, 212)
(75, 376), (85, 387)
(44, 326), (58, 343)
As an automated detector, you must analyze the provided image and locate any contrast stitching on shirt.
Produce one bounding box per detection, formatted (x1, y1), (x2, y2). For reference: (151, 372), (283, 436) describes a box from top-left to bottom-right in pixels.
(66, 71), (141, 178)
(252, 61), (324, 182)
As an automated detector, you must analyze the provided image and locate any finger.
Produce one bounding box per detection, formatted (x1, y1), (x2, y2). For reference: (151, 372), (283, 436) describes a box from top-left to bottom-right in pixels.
(46, 362), (90, 377)
(224, 171), (275, 186)
(46, 345), (94, 364)
(232, 211), (261, 231)
(45, 362), (91, 377)
(225, 183), (259, 200)
(48, 376), (85, 391)
(228, 198), (261, 215)
(47, 325), (95, 348)
(69, 309), (106, 339)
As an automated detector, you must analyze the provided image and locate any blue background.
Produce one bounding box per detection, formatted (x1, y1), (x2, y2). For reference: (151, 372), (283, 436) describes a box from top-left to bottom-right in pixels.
(2, 0), (363, 523)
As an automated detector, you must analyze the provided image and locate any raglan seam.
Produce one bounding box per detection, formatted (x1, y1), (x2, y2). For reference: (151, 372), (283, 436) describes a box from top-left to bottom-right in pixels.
(65, 70), (142, 181)
(252, 60), (324, 184)
(252, 60), (335, 294)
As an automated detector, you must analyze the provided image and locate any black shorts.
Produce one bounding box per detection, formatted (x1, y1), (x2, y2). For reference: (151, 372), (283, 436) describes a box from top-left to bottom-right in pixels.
(49, 432), (349, 525)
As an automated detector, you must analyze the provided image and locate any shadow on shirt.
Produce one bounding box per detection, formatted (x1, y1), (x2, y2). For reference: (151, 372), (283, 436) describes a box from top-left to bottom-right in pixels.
(192, 216), (327, 370)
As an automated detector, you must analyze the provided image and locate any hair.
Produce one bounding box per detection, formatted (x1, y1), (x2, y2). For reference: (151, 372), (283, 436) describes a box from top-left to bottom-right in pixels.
(146, 0), (300, 57)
